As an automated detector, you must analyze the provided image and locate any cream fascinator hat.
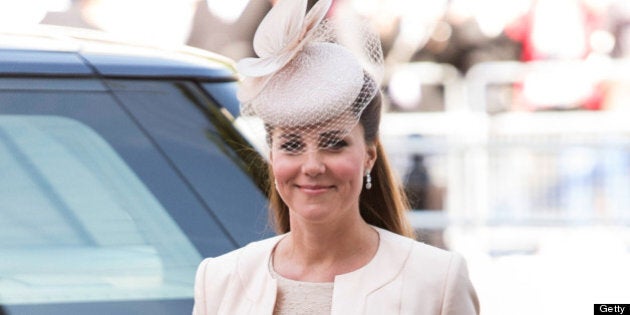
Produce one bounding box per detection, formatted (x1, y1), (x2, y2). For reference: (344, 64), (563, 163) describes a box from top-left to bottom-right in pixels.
(236, 0), (384, 153)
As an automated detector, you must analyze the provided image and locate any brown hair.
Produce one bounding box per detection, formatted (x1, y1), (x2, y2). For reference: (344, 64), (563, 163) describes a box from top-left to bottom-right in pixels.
(267, 92), (416, 238)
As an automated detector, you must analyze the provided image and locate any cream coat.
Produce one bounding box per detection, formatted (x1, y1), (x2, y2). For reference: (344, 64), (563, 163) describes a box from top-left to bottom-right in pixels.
(193, 227), (479, 315)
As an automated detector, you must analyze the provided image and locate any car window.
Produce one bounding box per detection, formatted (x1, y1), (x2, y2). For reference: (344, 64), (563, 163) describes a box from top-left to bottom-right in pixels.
(201, 82), (240, 118)
(107, 79), (271, 245)
(0, 115), (201, 304)
(0, 77), (269, 314)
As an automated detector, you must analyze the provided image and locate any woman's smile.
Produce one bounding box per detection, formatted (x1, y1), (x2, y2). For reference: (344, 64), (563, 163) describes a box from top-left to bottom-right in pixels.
(295, 183), (336, 195)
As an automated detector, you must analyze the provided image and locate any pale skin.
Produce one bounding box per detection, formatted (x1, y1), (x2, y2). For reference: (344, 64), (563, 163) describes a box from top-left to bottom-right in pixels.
(269, 124), (379, 283)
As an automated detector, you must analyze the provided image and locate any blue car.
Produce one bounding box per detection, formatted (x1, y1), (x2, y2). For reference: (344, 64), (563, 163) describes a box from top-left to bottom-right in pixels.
(0, 27), (271, 314)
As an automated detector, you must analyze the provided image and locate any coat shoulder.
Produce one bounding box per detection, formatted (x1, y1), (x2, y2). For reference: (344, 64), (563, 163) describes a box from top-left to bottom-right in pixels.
(403, 239), (480, 314)
(193, 235), (284, 315)
(377, 227), (454, 263)
(201, 234), (284, 271)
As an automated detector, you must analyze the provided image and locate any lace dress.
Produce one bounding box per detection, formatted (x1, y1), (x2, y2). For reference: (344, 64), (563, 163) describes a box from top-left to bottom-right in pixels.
(269, 260), (334, 315)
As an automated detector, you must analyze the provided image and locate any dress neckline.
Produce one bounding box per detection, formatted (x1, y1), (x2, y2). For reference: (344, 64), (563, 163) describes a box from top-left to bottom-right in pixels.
(267, 225), (381, 284)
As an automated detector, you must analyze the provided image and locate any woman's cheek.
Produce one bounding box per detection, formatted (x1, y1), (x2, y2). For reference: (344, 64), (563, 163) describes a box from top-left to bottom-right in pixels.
(272, 156), (299, 182)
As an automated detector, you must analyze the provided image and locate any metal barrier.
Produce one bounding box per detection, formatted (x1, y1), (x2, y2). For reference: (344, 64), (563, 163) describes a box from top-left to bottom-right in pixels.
(383, 60), (630, 234)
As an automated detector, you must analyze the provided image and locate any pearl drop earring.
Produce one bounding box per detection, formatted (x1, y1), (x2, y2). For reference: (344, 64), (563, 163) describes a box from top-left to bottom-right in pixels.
(365, 170), (372, 190)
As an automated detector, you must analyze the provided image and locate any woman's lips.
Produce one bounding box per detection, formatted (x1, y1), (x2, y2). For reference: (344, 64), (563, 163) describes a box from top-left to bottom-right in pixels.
(296, 184), (333, 194)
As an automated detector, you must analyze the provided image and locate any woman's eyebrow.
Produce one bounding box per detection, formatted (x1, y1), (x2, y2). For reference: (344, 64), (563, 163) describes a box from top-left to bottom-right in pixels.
(280, 133), (302, 140)
(319, 130), (342, 139)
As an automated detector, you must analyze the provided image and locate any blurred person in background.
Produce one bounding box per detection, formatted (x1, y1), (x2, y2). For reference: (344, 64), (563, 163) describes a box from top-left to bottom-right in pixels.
(186, 0), (322, 60)
(609, 0), (630, 59)
(412, 2), (521, 74)
(603, 0), (630, 112)
(186, 0), (271, 60)
(41, 0), (98, 30)
(192, 0), (479, 314)
(404, 153), (431, 211)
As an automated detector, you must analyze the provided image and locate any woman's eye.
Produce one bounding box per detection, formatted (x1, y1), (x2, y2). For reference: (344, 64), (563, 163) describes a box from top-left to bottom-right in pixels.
(320, 139), (347, 150)
(280, 140), (304, 153)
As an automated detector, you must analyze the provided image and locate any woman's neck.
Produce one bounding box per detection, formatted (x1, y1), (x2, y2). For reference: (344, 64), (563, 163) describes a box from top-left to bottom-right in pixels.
(272, 218), (379, 282)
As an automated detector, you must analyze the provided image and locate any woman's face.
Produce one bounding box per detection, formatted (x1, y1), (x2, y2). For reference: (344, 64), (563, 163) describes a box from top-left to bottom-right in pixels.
(269, 124), (376, 225)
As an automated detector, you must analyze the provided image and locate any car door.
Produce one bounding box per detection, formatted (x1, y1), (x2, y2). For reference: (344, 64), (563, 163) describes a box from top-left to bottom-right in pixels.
(0, 76), (270, 314)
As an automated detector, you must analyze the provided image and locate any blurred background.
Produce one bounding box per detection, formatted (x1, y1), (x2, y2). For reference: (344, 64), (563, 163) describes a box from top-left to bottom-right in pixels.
(3, 0), (630, 313)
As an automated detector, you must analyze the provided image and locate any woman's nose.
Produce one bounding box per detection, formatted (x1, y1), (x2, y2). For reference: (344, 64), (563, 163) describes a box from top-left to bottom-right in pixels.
(301, 150), (325, 176)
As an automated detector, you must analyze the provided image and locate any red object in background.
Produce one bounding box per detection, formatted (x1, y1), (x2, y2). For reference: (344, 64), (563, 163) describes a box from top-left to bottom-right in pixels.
(505, 0), (603, 61)
(505, 0), (606, 111)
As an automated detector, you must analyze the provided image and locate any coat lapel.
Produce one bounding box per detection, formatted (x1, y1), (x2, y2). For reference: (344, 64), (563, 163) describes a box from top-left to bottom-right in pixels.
(235, 234), (285, 314)
(331, 227), (414, 314)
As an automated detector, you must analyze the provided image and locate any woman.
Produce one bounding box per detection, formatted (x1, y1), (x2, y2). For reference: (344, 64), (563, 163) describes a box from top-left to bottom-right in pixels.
(193, 0), (479, 314)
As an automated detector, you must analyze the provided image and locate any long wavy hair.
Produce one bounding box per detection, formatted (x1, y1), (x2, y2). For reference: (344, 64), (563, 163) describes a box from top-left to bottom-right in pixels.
(266, 92), (415, 238)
